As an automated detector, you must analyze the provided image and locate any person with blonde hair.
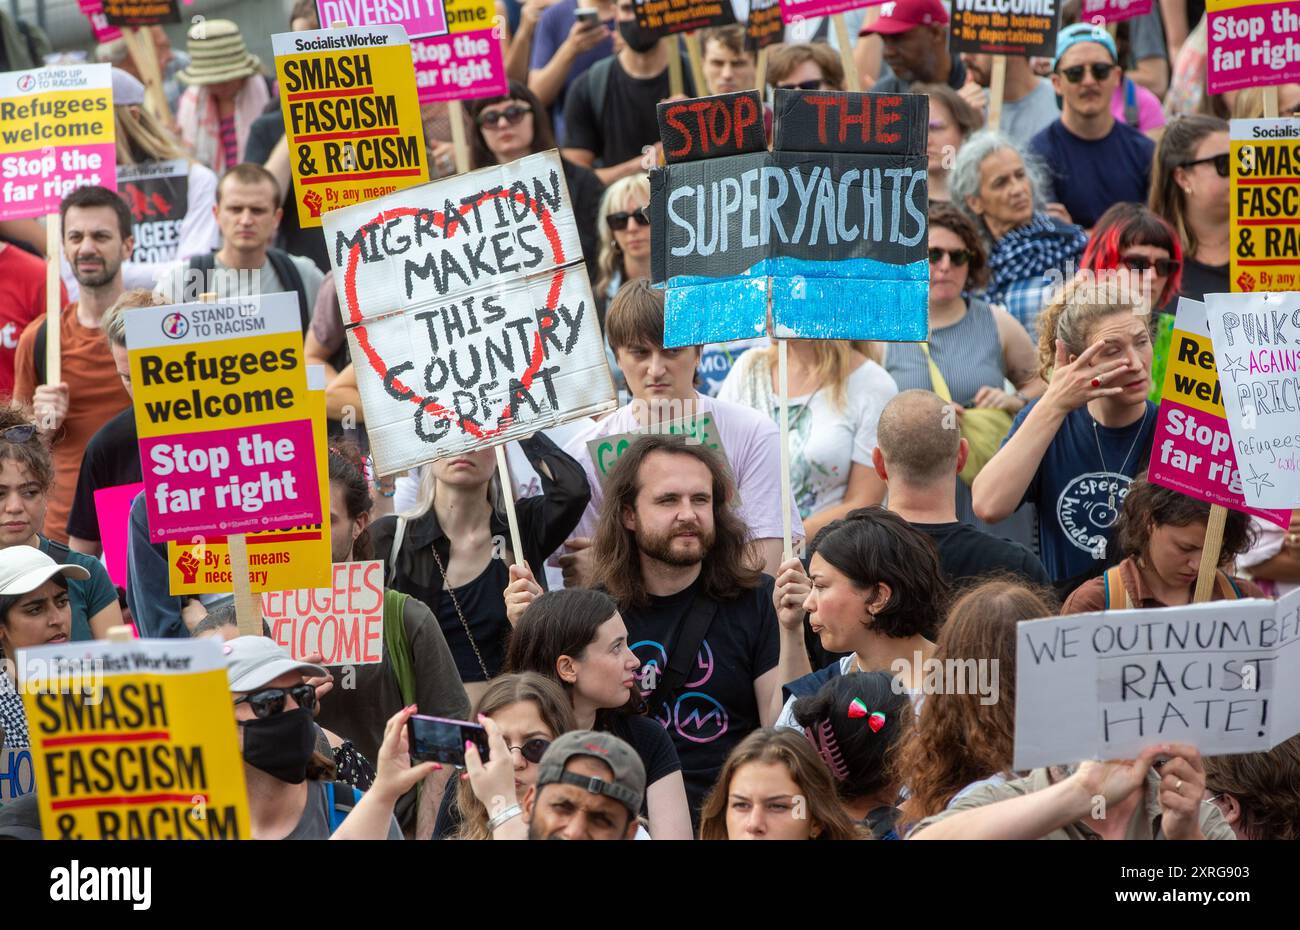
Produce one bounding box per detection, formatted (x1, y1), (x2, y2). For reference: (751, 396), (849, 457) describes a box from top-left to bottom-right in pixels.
(109, 69), (219, 291)
(594, 172), (651, 312)
(1150, 115), (1231, 304)
(972, 276), (1157, 597)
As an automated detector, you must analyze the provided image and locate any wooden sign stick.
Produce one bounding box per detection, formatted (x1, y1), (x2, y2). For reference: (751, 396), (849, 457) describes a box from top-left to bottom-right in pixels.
(447, 99), (471, 174)
(667, 36), (685, 98)
(44, 214), (61, 386)
(684, 31), (708, 95)
(986, 55), (1007, 131)
(778, 337), (793, 563)
(1193, 504), (1228, 603)
(494, 444), (525, 567)
(755, 46), (767, 92)
(832, 14), (861, 92)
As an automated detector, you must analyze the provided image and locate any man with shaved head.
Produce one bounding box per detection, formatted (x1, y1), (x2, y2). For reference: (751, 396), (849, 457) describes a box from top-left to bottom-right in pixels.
(873, 390), (1050, 589)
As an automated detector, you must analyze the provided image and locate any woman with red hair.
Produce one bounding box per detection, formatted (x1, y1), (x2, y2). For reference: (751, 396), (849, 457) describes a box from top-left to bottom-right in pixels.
(1079, 203), (1184, 402)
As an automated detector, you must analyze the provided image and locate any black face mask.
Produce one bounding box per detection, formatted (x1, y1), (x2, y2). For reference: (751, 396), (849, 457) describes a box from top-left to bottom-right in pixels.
(239, 707), (317, 784)
(618, 19), (661, 54)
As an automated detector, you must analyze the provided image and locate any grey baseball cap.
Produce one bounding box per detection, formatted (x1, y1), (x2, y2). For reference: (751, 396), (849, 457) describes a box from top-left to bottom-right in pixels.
(223, 636), (327, 692)
(535, 730), (646, 816)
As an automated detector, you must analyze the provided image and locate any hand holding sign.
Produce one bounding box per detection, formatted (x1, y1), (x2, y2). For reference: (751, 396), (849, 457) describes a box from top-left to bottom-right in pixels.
(504, 563), (543, 625)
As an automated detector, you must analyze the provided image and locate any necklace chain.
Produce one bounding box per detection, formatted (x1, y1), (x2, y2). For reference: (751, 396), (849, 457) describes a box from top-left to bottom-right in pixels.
(1091, 405), (1149, 511)
(430, 546), (491, 681)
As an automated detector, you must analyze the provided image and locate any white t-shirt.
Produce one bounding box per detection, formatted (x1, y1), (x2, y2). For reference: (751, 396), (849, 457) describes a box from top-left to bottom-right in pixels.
(718, 351), (897, 519)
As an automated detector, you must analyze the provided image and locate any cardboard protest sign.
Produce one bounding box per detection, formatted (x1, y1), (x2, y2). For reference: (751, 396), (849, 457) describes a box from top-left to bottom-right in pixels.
(651, 89), (929, 347)
(587, 414), (729, 485)
(273, 26), (430, 228)
(631, 0), (736, 36)
(79, 0), (123, 42)
(1014, 591), (1300, 769)
(1149, 299), (1291, 527)
(322, 149), (616, 474)
(167, 368), (332, 594)
(125, 293), (323, 542)
(95, 482), (146, 587)
(747, 0), (785, 49)
(1204, 290), (1300, 509)
(779, 0), (875, 23)
(1230, 118), (1300, 293)
(0, 64), (115, 223)
(18, 638), (251, 839)
(949, 0), (1062, 57)
(0, 745), (35, 806)
(264, 561), (385, 665)
(1080, 0), (1152, 23)
(101, 0), (180, 26)
(119, 159), (188, 266)
(1206, 0), (1300, 95)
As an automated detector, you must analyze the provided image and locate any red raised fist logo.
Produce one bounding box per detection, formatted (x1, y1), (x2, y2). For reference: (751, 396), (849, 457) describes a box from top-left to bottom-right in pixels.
(302, 190), (323, 218)
(175, 551), (200, 585)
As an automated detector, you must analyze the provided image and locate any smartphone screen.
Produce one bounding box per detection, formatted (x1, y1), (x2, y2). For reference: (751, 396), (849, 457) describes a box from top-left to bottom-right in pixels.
(575, 9), (601, 27)
(408, 715), (490, 766)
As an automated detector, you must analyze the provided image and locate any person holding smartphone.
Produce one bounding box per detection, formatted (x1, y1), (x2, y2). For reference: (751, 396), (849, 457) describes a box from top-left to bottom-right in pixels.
(528, 0), (616, 139)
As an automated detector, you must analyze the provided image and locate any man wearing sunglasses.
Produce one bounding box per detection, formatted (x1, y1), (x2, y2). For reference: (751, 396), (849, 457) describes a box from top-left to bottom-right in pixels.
(227, 635), (403, 839)
(1027, 24), (1156, 230)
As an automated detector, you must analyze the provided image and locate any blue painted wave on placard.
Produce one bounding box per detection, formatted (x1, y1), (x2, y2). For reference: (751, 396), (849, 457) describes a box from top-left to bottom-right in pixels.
(662, 257), (929, 348)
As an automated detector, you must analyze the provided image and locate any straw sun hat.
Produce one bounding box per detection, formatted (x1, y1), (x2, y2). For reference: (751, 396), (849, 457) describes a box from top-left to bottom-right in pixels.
(176, 19), (262, 85)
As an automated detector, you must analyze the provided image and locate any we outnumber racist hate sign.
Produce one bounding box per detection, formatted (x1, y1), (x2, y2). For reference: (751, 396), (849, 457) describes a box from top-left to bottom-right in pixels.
(323, 149), (616, 474)
(264, 561), (386, 665)
(0, 64), (115, 222)
(18, 639), (251, 839)
(1206, 0), (1300, 95)
(274, 26), (430, 227)
(1230, 118), (1300, 292)
(651, 89), (929, 347)
(119, 159), (188, 266)
(1148, 298), (1290, 526)
(125, 293), (324, 542)
(1205, 290), (1300, 510)
(949, 0), (1061, 57)
(1014, 591), (1300, 770)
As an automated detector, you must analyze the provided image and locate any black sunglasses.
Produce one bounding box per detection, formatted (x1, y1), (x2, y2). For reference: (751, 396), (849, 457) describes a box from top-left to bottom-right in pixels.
(1058, 62), (1116, 83)
(507, 738), (551, 764)
(776, 78), (823, 91)
(1120, 254), (1181, 276)
(1180, 153), (1231, 178)
(929, 247), (971, 266)
(0, 425), (37, 443)
(477, 104), (531, 128)
(235, 684), (317, 719)
(607, 208), (650, 231)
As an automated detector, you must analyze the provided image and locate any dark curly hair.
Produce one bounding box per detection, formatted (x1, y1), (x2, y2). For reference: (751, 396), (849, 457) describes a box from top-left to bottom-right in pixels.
(0, 404), (53, 493)
(808, 507), (948, 640)
(1116, 473), (1255, 566)
(926, 200), (990, 291)
(327, 441), (373, 561)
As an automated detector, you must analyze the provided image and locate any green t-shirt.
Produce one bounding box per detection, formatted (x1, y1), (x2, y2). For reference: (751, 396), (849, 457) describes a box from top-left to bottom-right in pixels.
(38, 537), (117, 641)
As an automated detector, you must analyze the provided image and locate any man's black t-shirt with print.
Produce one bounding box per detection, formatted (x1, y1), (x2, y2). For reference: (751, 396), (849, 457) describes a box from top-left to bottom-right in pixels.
(624, 575), (779, 813)
(563, 58), (693, 167)
(913, 521), (1052, 589)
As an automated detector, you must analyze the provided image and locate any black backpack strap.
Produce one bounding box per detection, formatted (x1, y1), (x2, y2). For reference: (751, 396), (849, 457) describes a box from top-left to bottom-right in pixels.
(588, 56), (613, 125)
(648, 595), (717, 707)
(34, 317), (47, 386)
(265, 248), (311, 334)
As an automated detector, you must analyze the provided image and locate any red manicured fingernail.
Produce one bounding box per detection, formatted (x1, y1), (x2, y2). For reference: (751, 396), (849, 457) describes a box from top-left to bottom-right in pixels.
(433, 763), (442, 770)
(465, 740), (474, 751)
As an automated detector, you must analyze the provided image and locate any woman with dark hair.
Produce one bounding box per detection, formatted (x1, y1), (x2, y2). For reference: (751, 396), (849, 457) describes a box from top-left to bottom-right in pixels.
(0, 406), (120, 641)
(698, 728), (866, 839)
(893, 579), (1054, 828)
(1062, 474), (1264, 612)
(504, 587), (693, 839)
(312, 445), (471, 838)
(883, 202), (1044, 526)
(771, 507), (949, 727)
(791, 671), (912, 838)
(0, 547), (90, 752)
(1150, 115), (1231, 304)
(1204, 736), (1300, 840)
(466, 79), (604, 276)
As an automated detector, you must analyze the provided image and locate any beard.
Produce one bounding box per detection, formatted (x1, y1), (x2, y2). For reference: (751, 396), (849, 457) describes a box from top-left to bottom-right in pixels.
(637, 523), (714, 567)
(72, 257), (120, 287)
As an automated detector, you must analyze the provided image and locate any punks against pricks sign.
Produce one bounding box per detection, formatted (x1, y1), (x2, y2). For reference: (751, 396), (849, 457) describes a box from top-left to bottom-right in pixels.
(323, 149), (616, 475)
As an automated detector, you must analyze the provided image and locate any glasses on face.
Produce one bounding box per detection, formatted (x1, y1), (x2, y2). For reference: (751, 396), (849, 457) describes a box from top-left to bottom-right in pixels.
(506, 737), (551, 764)
(0, 425), (37, 443)
(929, 247), (971, 266)
(1058, 62), (1116, 84)
(607, 207), (650, 231)
(1120, 254), (1181, 276)
(235, 683), (317, 718)
(477, 104), (531, 128)
(776, 78), (823, 91)
(1180, 153), (1231, 178)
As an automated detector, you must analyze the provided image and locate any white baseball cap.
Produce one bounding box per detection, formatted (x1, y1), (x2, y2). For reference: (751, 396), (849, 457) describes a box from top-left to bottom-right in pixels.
(223, 635), (327, 692)
(0, 546), (90, 596)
